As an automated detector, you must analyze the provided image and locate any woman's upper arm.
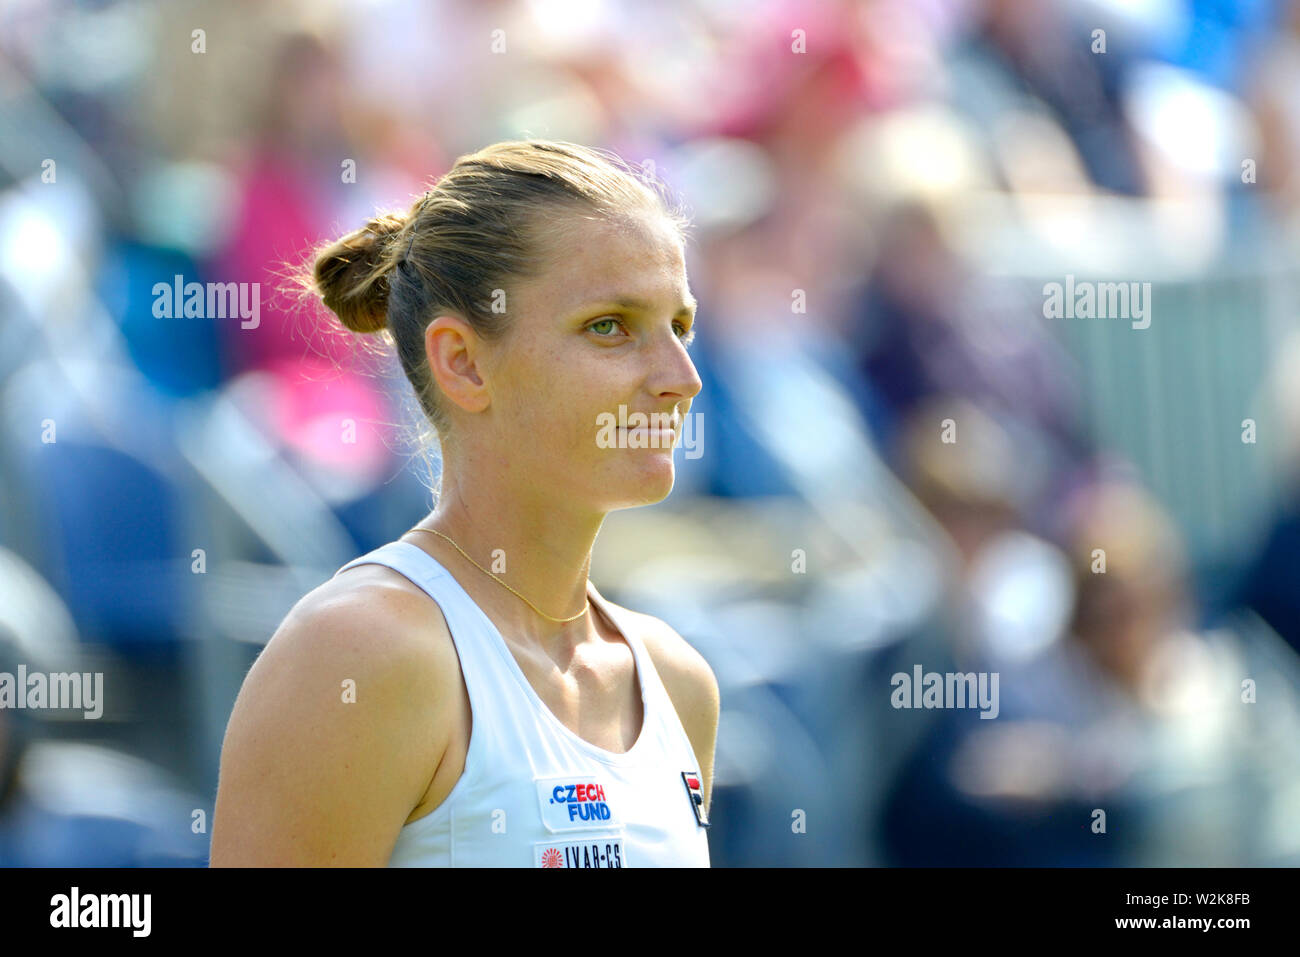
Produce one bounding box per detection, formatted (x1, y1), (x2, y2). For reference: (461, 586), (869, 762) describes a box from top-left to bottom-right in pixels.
(210, 590), (449, 867)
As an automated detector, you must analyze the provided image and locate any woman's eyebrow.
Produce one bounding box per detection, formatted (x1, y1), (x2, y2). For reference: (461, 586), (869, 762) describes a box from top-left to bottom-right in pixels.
(585, 295), (697, 317)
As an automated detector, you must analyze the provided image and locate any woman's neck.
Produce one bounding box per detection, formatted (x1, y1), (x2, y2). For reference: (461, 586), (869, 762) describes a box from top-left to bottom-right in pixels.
(408, 476), (606, 655)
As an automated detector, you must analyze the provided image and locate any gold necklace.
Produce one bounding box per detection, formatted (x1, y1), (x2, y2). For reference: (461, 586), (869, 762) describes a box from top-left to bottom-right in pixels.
(406, 526), (591, 624)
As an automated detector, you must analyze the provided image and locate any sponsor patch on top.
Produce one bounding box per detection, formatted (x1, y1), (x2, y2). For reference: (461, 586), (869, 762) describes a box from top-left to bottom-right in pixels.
(535, 836), (626, 868)
(535, 775), (621, 832)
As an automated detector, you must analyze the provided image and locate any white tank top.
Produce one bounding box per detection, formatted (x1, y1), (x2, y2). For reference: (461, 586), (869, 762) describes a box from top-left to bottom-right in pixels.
(332, 541), (712, 868)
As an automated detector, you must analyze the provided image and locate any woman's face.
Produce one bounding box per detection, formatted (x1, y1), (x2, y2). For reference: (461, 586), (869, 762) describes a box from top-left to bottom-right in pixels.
(478, 210), (702, 513)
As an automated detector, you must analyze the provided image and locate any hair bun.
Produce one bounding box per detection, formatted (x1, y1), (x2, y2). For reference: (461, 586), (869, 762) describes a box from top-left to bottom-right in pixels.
(312, 212), (409, 334)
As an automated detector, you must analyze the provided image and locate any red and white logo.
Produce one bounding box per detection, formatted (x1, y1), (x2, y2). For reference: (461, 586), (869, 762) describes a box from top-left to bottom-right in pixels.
(681, 771), (710, 827)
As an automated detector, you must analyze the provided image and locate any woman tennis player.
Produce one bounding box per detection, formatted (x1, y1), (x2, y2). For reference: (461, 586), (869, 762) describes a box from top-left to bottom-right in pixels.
(210, 140), (717, 867)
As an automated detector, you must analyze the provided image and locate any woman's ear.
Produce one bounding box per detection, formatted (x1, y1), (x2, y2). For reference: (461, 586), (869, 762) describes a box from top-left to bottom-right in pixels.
(425, 314), (490, 413)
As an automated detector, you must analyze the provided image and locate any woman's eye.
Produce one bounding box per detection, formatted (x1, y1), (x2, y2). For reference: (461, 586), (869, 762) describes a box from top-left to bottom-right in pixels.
(586, 317), (693, 344)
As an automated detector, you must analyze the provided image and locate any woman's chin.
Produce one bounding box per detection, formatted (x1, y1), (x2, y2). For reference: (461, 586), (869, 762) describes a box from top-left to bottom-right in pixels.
(603, 455), (676, 508)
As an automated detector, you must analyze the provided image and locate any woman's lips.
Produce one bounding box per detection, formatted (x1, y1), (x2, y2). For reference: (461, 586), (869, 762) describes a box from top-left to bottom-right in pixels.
(618, 426), (677, 444)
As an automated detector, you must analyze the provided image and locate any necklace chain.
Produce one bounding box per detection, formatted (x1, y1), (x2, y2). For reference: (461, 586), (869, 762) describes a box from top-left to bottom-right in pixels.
(406, 526), (590, 624)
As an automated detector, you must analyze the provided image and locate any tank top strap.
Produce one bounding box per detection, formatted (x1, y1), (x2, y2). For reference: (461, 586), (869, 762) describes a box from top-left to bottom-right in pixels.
(332, 539), (505, 684)
(585, 582), (698, 763)
(334, 540), (450, 594)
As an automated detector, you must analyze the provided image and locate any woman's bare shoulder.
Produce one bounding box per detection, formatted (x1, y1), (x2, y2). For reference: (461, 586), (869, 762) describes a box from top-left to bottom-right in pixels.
(211, 564), (458, 866)
(600, 597), (719, 808)
(272, 563), (459, 670)
(598, 595), (719, 718)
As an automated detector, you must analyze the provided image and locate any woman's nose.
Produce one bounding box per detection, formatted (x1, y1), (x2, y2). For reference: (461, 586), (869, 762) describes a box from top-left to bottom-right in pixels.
(653, 336), (702, 402)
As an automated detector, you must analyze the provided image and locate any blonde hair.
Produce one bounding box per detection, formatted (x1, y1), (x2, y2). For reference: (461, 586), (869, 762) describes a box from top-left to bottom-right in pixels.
(305, 140), (689, 454)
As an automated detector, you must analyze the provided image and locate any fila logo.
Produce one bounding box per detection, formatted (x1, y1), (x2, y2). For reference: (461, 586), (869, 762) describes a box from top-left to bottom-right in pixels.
(681, 771), (709, 827)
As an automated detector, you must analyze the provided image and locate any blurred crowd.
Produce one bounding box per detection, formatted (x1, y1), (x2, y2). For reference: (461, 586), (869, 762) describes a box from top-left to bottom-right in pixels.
(2, 0), (1299, 866)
